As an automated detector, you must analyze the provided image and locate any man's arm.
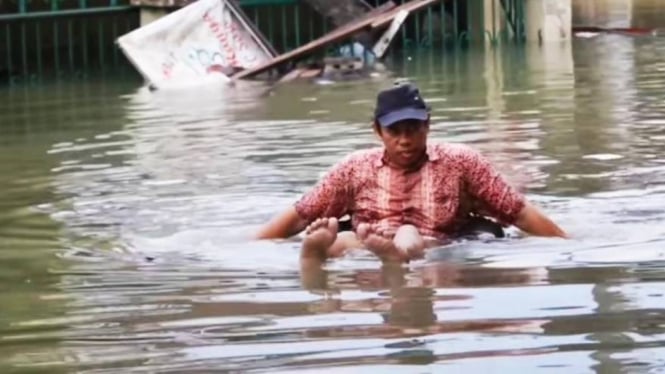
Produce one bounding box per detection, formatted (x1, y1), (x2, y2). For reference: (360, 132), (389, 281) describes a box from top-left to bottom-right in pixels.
(513, 201), (568, 238)
(461, 146), (568, 238)
(255, 153), (356, 241)
(255, 206), (308, 240)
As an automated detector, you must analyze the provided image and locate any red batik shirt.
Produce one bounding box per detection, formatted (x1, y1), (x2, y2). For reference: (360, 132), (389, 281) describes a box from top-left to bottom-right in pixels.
(294, 143), (526, 240)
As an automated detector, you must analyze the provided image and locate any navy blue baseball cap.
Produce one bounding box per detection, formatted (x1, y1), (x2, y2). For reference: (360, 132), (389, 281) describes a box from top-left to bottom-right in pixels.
(374, 83), (430, 127)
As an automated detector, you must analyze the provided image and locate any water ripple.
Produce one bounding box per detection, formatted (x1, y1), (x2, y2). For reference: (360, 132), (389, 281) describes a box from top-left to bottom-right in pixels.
(3, 38), (665, 372)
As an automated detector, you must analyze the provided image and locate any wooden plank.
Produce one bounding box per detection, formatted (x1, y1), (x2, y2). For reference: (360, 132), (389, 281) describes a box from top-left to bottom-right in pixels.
(277, 67), (306, 83)
(372, 9), (409, 58)
(299, 69), (322, 79)
(232, 1), (403, 80)
(343, 1), (397, 48)
(369, 0), (438, 29)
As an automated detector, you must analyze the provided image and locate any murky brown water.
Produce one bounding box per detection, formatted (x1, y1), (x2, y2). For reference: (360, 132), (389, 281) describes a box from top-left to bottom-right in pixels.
(2, 35), (665, 373)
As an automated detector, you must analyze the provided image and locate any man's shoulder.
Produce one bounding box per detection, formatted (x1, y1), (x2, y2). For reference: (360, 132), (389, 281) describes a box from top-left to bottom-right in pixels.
(429, 142), (480, 161)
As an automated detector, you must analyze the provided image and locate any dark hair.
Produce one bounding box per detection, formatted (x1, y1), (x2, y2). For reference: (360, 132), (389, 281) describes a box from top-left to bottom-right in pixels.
(372, 119), (382, 133)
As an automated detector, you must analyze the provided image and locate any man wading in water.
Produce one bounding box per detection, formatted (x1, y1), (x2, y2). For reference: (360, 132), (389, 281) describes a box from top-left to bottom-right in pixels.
(256, 83), (568, 264)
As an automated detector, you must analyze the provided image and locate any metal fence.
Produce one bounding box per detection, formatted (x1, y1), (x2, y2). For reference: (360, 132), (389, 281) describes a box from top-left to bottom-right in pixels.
(244, 0), (527, 52)
(0, 0), (526, 86)
(1, 0), (138, 85)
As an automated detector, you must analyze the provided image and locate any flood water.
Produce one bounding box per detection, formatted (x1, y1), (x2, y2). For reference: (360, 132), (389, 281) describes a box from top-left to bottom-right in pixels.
(2, 35), (665, 373)
(573, 0), (665, 29)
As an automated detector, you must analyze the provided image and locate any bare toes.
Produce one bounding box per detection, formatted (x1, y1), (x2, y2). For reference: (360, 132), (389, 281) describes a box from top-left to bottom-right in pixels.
(326, 217), (339, 232)
(377, 228), (391, 240)
(301, 218), (339, 261)
(357, 223), (370, 240)
(306, 218), (328, 234)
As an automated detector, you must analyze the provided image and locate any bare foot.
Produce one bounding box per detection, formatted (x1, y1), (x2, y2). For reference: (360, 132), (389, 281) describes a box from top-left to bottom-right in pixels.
(357, 223), (408, 263)
(301, 218), (338, 261)
(393, 225), (426, 260)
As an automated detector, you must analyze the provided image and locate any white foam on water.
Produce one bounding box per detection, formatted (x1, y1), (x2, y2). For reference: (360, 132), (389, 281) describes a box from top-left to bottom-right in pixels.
(123, 227), (302, 271)
(582, 153), (624, 161)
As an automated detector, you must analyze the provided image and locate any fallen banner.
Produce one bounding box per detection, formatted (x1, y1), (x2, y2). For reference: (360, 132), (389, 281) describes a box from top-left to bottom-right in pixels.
(117, 0), (274, 89)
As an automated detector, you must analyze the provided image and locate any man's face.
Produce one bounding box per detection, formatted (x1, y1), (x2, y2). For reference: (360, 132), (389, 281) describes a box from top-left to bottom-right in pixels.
(376, 118), (429, 168)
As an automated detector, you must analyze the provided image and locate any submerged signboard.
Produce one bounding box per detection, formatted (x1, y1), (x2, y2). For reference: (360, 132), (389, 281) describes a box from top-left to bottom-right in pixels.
(117, 0), (274, 89)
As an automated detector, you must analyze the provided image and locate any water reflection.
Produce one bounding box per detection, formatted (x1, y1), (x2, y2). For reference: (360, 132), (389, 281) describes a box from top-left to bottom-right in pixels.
(2, 36), (665, 372)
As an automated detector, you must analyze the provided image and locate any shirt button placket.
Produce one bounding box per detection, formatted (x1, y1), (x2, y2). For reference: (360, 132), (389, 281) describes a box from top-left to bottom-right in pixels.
(402, 172), (410, 223)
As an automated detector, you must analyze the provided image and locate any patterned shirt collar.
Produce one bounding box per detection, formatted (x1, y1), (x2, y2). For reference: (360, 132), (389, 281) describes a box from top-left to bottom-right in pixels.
(372, 144), (441, 168)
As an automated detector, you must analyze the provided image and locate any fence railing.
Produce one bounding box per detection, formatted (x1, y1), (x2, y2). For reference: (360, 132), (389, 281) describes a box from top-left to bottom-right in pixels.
(0, 0), (526, 86)
(1, 0), (137, 85)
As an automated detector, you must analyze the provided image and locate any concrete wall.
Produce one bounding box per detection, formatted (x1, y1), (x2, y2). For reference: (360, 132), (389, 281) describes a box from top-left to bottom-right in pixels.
(525, 0), (573, 43)
(516, 0), (664, 44)
(572, 0), (665, 29)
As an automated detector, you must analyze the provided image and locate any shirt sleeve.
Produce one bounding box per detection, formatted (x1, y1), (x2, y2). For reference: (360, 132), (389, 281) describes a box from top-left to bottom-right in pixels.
(294, 156), (355, 222)
(462, 148), (526, 225)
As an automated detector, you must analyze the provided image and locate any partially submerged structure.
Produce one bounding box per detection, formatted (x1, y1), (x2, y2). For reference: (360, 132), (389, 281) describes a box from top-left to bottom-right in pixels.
(116, 0), (440, 89)
(1, 0), (582, 86)
(233, 1), (442, 80)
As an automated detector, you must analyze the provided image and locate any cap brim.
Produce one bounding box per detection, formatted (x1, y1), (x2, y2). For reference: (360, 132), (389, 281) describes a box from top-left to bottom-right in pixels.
(377, 108), (429, 127)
